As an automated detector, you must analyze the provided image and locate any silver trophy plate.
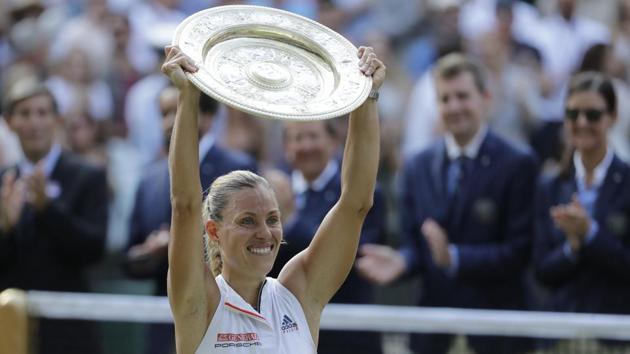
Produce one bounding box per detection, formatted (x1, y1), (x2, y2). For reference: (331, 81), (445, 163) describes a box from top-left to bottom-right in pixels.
(172, 5), (372, 121)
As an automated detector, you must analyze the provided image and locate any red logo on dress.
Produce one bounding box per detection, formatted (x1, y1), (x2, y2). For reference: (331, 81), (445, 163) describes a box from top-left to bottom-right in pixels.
(217, 333), (259, 342)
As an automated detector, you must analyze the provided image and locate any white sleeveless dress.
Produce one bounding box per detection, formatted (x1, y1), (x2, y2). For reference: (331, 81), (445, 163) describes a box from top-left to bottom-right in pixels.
(194, 275), (317, 353)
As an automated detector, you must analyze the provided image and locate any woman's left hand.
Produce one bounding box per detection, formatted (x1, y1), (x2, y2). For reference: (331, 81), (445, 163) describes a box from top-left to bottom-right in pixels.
(357, 46), (386, 91)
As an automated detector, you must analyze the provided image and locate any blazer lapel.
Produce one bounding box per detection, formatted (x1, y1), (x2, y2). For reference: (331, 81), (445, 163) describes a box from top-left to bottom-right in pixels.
(430, 142), (450, 224)
(594, 156), (625, 221)
(450, 133), (493, 229)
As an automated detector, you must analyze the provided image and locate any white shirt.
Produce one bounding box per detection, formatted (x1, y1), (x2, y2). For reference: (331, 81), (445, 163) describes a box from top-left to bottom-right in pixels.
(444, 124), (488, 160)
(574, 147), (614, 191)
(195, 275), (316, 354)
(291, 160), (339, 211)
(19, 144), (62, 178)
(19, 144), (63, 199)
(291, 160), (339, 195)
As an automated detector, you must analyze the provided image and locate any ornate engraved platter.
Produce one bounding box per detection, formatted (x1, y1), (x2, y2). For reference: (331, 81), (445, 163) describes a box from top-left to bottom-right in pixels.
(172, 5), (372, 121)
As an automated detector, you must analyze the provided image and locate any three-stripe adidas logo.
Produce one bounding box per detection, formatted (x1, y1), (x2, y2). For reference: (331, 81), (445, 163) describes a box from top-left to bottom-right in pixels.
(281, 314), (299, 333)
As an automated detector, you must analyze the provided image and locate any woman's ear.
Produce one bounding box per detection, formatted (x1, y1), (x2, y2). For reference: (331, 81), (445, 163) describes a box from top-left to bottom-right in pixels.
(206, 219), (220, 242)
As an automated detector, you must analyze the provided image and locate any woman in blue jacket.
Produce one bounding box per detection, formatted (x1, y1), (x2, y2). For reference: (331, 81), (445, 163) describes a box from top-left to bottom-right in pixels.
(534, 71), (630, 321)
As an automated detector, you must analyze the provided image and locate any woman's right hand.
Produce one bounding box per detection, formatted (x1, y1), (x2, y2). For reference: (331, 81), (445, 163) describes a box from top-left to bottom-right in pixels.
(161, 45), (199, 91)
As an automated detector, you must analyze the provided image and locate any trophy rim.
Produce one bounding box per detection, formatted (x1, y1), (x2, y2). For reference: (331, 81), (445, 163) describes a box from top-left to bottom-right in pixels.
(172, 4), (372, 121)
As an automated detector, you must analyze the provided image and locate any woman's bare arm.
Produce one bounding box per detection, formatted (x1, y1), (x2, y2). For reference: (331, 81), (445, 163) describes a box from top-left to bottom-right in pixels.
(162, 46), (220, 354)
(279, 47), (385, 313)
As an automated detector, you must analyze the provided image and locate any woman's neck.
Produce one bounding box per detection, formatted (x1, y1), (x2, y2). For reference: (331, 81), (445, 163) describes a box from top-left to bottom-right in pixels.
(222, 271), (266, 310)
(579, 146), (608, 187)
(580, 146), (607, 172)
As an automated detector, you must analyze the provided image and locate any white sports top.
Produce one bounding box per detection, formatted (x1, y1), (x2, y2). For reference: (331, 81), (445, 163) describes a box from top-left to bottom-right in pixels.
(194, 275), (317, 354)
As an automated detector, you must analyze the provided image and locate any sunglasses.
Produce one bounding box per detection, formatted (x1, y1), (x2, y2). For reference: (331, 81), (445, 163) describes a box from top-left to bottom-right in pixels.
(565, 108), (606, 122)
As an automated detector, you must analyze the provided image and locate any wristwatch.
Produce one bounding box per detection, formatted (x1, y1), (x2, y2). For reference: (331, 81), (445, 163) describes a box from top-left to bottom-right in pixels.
(367, 89), (379, 101)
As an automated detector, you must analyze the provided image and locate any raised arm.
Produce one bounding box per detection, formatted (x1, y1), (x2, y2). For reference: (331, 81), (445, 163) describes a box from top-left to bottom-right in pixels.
(279, 47), (385, 312)
(161, 46), (219, 354)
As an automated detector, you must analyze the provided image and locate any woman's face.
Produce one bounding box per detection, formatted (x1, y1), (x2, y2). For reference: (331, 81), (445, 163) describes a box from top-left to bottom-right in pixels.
(565, 90), (615, 154)
(214, 186), (283, 279)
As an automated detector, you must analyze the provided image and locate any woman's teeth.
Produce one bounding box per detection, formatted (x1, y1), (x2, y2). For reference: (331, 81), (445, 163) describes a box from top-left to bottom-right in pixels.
(248, 246), (272, 255)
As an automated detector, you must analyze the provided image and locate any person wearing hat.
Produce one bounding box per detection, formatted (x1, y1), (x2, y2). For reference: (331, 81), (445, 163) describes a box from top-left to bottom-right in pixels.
(0, 77), (108, 354)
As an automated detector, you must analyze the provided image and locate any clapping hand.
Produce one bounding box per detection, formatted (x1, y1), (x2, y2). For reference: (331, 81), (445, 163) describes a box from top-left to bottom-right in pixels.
(24, 166), (49, 211)
(0, 170), (25, 234)
(356, 244), (406, 285)
(422, 218), (452, 268)
(550, 195), (591, 252)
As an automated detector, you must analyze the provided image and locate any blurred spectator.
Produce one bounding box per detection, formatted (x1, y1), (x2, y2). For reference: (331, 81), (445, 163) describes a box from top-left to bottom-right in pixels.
(247, 0), (318, 19)
(106, 13), (142, 135)
(63, 109), (108, 167)
(0, 77), (108, 354)
(578, 43), (630, 163)
(490, 0), (543, 69)
(318, 0), (370, 42)
(527, 0), (610, 165)
(401, 0), (467, 157)
(49, 0), (114, 80)
(357, 53), (537, 354)
(364, 31), (411, 177)
(125, 87), (256, 354)
(46, 45), (114, 122)
(270, 120), (386, 354)
(124, 23), (175, 165)
(533, 72), (630, 349)
(221, 108), (267, 162)
(127, 0), (186, 74)
(261, 167), (294, 225)
(475, 2), (544, 149)
(613, 0), (630, 82)
(401, 69), (442, 158)
(370, 0), (423, 40)
(0, 1), (10, 86)
(5, 0), (67, 70)
(401, 0), (465, 80)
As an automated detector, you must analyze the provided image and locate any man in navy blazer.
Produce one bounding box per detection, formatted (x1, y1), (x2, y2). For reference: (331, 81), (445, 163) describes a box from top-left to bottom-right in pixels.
(125, 87), (256, 354)
(0, 79), (107, 354)
(357, 53), (538, 354)
(269, 119), (386, 354)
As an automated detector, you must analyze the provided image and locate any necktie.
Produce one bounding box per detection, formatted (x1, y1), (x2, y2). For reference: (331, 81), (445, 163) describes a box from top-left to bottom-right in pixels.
(447, 156), (470, 197)
(296, 187), (315, 211)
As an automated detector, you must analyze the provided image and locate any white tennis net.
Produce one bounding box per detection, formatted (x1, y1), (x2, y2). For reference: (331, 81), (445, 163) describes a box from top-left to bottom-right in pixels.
(25, 290), (630, 341)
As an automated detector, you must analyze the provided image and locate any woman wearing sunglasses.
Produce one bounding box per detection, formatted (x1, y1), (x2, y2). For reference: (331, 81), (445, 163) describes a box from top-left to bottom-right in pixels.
(534, 71), (630, 345)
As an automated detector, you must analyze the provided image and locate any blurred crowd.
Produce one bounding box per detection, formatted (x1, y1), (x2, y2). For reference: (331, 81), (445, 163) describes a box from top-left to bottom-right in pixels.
(1, 0), (630, 353)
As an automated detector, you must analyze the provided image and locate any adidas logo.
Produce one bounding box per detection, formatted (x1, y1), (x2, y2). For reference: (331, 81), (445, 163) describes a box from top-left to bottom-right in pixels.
(280, 314), (299, 333)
